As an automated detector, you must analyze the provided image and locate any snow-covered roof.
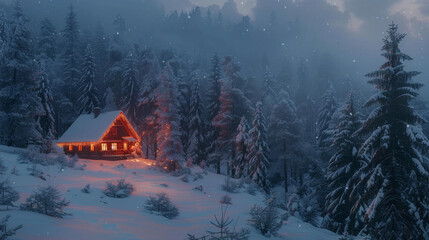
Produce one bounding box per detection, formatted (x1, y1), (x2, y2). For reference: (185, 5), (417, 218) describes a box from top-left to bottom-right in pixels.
(122, 137), (137, 142)
(57, 110), (123, 143)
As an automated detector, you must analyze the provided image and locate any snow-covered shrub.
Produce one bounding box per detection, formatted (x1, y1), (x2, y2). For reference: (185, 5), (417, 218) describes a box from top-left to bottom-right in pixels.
(193, 185), (204, 192)
(338, 232), (354, 240)
(75, 164), (87, 170)
(246, 182), (258, 195)
(0, 215), (22, 240)
(221, 177), (241, 193)
(299, 192), (321, 226)
(27, 164), (42, 177)
(220, 194), (232, 205)
(0, 179), (19, 209)
(115, 163), (126, 169)
(81, 184), (90, 194)
(287, 193), (300, 216)
(20, 186), (69, 218)
(144, 192), (179, 219)
(249, 196), (283, 236)
(0, 159), (6, 175)
(181, 174), (190, 183)
(56, 155), (78, 168)
(193, 172), (204, 181)
(103, 179), (135, 198)
(10, 166), (19, 176)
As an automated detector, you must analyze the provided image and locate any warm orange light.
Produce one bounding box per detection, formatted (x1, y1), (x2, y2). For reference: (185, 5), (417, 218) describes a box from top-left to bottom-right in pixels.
(101, 143), (107, 151)
(68, 145), (73, 151)
(90, 144), (94, 151)
(112, 143), (117, 150)
(124, 142), (127, 150)
(78, 145), (82, 151)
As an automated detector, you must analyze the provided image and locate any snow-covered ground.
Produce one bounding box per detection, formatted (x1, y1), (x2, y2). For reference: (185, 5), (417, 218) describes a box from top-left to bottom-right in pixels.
(0, 146), (339, 240)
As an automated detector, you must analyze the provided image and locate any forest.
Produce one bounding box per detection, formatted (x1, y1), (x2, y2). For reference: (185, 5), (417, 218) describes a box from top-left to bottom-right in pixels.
(0, 0), (429, 239)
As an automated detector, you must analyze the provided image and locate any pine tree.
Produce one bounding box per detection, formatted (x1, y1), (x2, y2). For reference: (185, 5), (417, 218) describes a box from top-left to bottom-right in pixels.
(316, 82), (338, 158)
(351, 23), (429, 239)
(212, 78), (234, 174)
(262, 66), (277, 102)
(0, 1), (43, 147)
(247, 102), (271, 194)
(0, 179), (19, 209)
(93, 23), (109, 97)
(206, 54), (222, 156)
(233, 116), (250, 178)
(155, 64), (185, 166)
(324, 92), (365, 235)
(120, 53), (140, 125)
(187, 76), (207, 165)
(61, 5), (81, 106)
(38, 18), (56, 61)
(269, 90), (300, 194)
(78, 44), (100, 115)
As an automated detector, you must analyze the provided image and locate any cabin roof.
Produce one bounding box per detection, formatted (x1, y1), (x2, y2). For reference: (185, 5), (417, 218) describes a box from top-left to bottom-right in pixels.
(57, 110), (136, 143)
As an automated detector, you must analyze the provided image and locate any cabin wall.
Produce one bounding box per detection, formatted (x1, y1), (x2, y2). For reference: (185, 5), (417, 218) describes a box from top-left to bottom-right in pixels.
(62, 141), (133, 160)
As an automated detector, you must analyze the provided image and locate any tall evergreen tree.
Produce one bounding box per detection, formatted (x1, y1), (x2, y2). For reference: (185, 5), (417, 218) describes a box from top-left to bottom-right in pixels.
(262, 66), (277, 102)
(0, 1), (43, 147)
(155, 64), (185, 165)
(120, 53), (140, 125)
(187, 77), (207, 165)
(351, 23), (429, 239)
(316, 82), (338, 159)
(93, 23), (109, 98)
(324, 92), (365, 235)
(247, 102), (271, 194)
(38, 18), (56, 61)
(78, 45), (99, 115)
(61, 5), (81, 105)
(206, 54), (222, 155)
(233, 116), (250, 178)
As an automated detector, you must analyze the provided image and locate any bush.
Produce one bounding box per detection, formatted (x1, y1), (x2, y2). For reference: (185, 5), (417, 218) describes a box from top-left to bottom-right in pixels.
(0, 179), (19, 209)
(20, 186), (69, 218)
(299, 191), (321, 226)
(0, 159), (6, 175)
(144, 192), (179, 219)
(27, 165), (42, 177)
(0, 215), (22, 240)
(247, 182), (258, 195)
(220, 194), (232, 205)
(249, 196), (283, 236)
(339, 232), (355, 240)
(10, 166), (19, 176)
(221, 177), (241, 193)
(57, 155), (78, 169)
(104, 179), (135, 198)
(81, 184), (91, 194)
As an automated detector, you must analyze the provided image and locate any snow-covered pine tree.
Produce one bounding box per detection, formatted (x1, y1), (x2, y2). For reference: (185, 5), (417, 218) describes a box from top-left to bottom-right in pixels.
(155, 63), (185, 167)
(0, 179), (19, 209)
(0, 1), (43, 148)
(324, 92), (365, 235)
(36, 64), (56, 152)
(92, 23), (109, 97)
(351, 23), (429, 239)
(61, 5), (81, 106)
(233, 116), (250, 178)
(0, 9), (7, 60)
(212, 77), (234, 174)
(120, 53), (140, 126)
(78, 44), (100, 115)
(38, 18), (56, 62)
(316, 82), (338, 160)
(187, 74), (207, 165)
(247, 102), (271, 194)
(262, 66), (277, 103)
(205, 54), (222, 157)
(103, 87), (116, 111)
(269, 90), (300, 194)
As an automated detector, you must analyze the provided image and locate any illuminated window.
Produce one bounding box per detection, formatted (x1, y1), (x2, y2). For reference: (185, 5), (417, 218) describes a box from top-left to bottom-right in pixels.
(101, 143), (107, 151)
(90, 144), (94, 151)
(112, 143), (117, 150)
(78, 145), (82, 151)
(68, 145), (73, 151)
(123, 142), (127, 150)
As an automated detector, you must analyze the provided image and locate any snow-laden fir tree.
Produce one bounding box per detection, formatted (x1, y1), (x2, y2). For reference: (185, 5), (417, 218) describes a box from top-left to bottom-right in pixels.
(155, 63), (185, 166)
(212, 78), (234, 174)
(78, 44), (100, 115)
(269, 90), (300, 194)
(233, 116), (250, 178)
(351, 23), (429, 239)
(120, 52), (140, 125)
(92, 23), (109, 96)
(20, 186), (69, 218)
(247, 102), (271, 194)
(206, 54), (222, 157)
(0, 1), (43, 147)
(0, 9), (7, 59)
(0, 215), (22, 240)
(0, 179), (19, 209)
(316, 82), (338, 159)
(323, 92), (365, 235)
(38, 18), (56, 62)
(36, 64), (56, 152)
(186, 75), (207, 165)
(61, 5), (81, 106)
(262, 66), (277, 103)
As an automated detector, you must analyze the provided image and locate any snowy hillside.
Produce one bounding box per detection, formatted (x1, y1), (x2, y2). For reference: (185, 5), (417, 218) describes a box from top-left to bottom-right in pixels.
(0, 146), (339, 240)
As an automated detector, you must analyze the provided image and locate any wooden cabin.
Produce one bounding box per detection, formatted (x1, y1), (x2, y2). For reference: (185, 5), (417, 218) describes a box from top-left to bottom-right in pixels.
(56, 110), (141, 160)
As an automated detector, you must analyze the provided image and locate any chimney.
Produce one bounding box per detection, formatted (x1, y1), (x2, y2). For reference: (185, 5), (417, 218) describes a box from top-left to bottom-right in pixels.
(93, 107), (101, 118)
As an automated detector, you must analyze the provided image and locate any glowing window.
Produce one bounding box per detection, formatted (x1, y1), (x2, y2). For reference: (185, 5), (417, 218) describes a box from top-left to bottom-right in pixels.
(112, 143), (117, 150)
(101, 143), (107, 151)
(90, 144), (94, 151)
(78, 145), (82, 151)
(124, 142), (127, 150)
(68, 145), (73, 151)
